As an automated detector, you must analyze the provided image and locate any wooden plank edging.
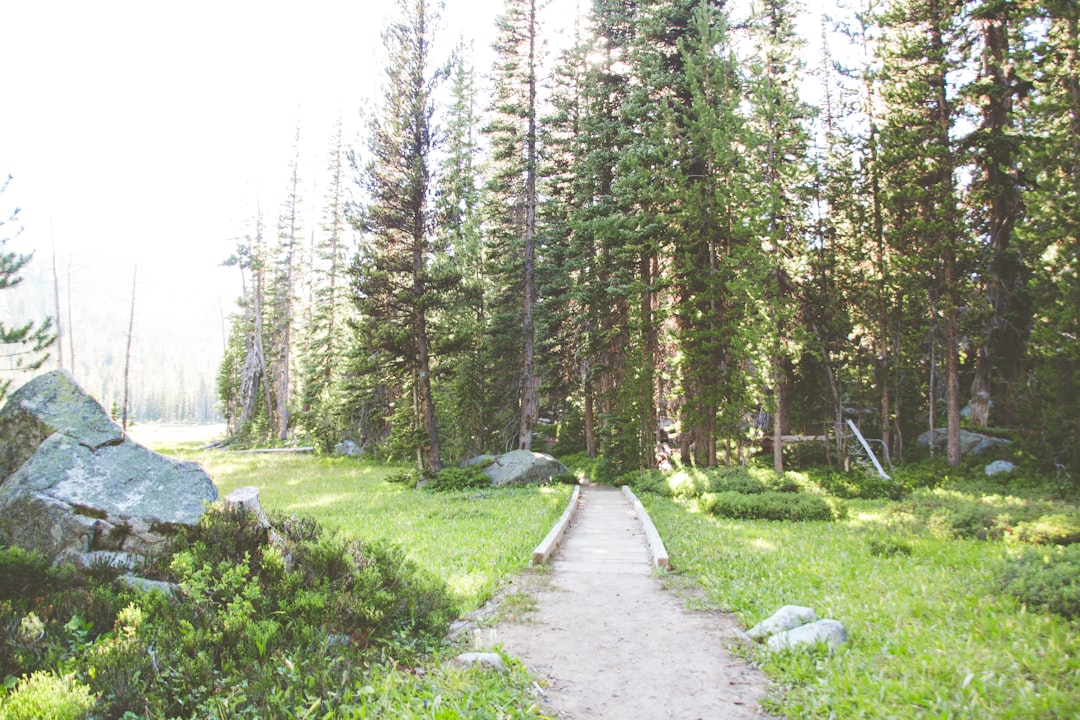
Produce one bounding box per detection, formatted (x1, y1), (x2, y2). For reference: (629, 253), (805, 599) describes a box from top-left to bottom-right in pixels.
(531, 484), (581, 566)
(621, 485), (671, 569)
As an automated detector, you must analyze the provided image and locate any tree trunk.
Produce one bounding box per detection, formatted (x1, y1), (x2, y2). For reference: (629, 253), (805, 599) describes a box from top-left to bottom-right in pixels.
(584, 370), (597, 458)
(517, 0), (540, 451)
(945, 256), (962, 467)
(122, 267), (137, 437)
(773, 362), (784, 474)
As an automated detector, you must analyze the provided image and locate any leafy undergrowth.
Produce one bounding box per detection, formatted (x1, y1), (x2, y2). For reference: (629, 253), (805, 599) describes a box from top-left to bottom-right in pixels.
(0, 503), (551, 718)
(640, 494), (1080, 718)
(170, 447), (573, 610)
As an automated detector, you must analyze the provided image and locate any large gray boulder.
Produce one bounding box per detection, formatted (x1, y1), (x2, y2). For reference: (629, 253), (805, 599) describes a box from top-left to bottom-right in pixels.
(916, 428), (1010, 457)
(481, 450), (569, 487)
(0, 369), (122, 480)
(0, 371), (218, 565)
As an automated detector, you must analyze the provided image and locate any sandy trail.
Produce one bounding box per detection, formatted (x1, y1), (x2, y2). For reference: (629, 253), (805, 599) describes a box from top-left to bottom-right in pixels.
(489, 485), (770, 719)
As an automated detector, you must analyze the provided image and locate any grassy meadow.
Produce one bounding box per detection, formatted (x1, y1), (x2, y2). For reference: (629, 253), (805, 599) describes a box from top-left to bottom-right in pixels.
(639, 484), (1080, 718)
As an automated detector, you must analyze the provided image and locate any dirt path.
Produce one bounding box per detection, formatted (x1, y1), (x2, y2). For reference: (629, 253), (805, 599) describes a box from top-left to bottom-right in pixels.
(487, 485), (771, 719)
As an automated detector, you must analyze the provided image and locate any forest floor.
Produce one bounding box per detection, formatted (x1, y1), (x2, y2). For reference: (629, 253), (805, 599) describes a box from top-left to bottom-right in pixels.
(482, 485), (772, 719)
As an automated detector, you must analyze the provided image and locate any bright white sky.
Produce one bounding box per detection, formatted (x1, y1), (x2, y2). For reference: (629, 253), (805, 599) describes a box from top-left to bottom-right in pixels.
(0, 0), (579, 384)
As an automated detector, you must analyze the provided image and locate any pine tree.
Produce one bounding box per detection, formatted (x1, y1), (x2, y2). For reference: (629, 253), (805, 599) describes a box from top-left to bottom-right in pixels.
(878, 0), (968, 465)
(0, 174), (54, 400)
(483, 0), (544, 450)
(298, 118), (352, 448)
(434, 47), (491, 459)
(219, 211), (277, 443)
(269, 128), (304, 442)
(964, 0), (1031, 428)
(1016, 0), (1080, 469)
(743, 0), (813, 472)
(350, 0), (449, 472)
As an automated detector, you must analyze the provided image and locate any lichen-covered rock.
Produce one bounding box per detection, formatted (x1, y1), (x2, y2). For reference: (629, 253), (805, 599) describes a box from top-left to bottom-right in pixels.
(0, 373), (218, 565)
(481, 450), (569, 487)
(0, 369), (122, 481)
(916, 428), (1011, 457)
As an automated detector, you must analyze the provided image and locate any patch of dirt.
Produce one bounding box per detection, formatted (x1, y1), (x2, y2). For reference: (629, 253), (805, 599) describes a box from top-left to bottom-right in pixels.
(479, 486), (773, 719)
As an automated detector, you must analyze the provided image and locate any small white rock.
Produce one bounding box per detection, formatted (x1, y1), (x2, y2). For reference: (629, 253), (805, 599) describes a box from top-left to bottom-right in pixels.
(747, 605), (817, 640)
(767, 619), (848, 652)
(453, 652), (506, 671)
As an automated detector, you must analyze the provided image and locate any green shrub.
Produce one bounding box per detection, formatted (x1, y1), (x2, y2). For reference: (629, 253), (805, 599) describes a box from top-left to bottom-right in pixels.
(385, 469), (423, 486)
(809, 469), (906, 500)
(706, 468), (767, 495)
(0, 671), (96, 720)
(68, 505), (458, 718)
(433, 466), (490, 491)
(999, 544), (1080, 619)
(552, 472), (580, 485)
(1010, 513), (1080, 546)
(866, 535), (914, 558)
(699, 491), (837, 522)
(885, 489), (1024, 540)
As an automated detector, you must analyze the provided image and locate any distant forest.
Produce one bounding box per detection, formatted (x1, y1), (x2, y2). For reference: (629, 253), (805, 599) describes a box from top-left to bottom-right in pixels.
(0, 262), (222, 425)
(216, 0), (1080, 474)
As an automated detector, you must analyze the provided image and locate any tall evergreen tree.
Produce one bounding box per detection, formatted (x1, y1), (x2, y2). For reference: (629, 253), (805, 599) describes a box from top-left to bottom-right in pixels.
(878, 0), (968, 465)
(965, 0), (1030, 428)
(435, 47), (491, 459)
(744, 0), (813, 472)
(483, 0), (543, 450)
(298, 119), (352, 448)
(350, 0), (449, 472)
(0, 174), (54, 400)
(270, 128), (304, 441)
(1016, 0), (1080, 468)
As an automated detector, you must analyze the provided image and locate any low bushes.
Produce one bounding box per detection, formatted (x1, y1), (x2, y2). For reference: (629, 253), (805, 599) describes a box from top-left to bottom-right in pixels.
(998, 544), (1080, 619)
(883, 488), (1080, 545)
(0, 671), (96, 720)
(618, 466), (835, 522)
(698, 490), (837, 522)
(2, 505), (457, 719)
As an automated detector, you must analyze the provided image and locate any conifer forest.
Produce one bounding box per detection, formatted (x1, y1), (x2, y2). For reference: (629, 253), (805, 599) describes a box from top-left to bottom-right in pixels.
(215, 0), (1080, 477)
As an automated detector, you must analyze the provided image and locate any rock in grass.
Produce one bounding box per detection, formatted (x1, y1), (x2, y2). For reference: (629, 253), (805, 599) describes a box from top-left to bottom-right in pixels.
(985, 460), (1017, 476)
(747, 605), (817, 640)
(481, 450), (569, 487)
(334, 439), (363, 457)
(453, 652), (506, 671)
(766, 619), (848, 652)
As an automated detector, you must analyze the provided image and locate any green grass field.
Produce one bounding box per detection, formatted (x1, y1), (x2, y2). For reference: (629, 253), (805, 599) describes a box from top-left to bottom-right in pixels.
(641, 494), (1080, 719)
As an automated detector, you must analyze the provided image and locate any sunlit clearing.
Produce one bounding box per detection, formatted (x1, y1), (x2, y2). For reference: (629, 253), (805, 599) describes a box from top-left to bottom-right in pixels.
(448, 572), (485, 600)
(286, 493), (349, 511)
(750, 538), (776, 552)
